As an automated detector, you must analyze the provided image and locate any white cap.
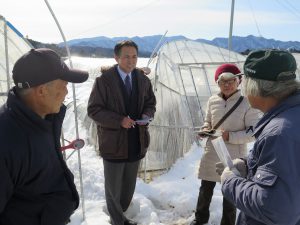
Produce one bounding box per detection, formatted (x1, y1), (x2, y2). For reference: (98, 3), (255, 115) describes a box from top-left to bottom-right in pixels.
(217, 72), (238, 82)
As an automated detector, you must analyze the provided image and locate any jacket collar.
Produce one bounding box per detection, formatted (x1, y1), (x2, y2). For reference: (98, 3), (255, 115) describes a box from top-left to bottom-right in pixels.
(7, 87), (65, 132)
(102, 65), (146, 114)
(254, 90), (300, 137)
(218, 89), (241, 101)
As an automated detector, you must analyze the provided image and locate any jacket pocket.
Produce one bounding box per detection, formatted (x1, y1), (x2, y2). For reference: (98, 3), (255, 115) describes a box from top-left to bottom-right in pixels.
(98, 127), (122, 156)
(253, 167), (278, 186)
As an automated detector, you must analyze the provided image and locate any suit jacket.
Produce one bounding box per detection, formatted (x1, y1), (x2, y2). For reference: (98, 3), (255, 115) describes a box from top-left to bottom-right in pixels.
(87, 65), (156, 160)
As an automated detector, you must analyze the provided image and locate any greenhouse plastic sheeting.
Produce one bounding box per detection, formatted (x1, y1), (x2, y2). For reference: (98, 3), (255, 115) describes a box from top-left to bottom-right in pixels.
(0, 15), (31, 104)
(67, 41), (300, 177)
(292, 53), (300, 80)
(143, 39), (246, 172)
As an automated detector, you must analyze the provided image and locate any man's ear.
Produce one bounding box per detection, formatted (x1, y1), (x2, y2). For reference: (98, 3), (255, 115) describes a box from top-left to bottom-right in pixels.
(114, 54), (119, 63)
(34, 84), (47, 97)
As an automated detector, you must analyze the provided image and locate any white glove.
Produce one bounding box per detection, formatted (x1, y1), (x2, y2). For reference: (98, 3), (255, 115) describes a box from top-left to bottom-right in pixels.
(217, 159), (247, 177)
(221, 167), (240, 184)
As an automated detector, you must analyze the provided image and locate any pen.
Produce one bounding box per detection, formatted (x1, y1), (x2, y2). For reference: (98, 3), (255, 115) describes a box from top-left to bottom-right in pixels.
(128, 115), (135, 128)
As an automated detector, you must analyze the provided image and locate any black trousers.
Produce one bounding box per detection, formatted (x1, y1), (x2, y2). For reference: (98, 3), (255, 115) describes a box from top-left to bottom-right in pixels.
(194, 180), (236, 225)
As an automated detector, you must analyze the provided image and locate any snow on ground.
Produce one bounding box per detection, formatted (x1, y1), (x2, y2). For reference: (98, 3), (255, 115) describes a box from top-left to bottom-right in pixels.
(61, 56), (257, 225)
(64, 131), (224, 225)
(61, 57), (230, 225)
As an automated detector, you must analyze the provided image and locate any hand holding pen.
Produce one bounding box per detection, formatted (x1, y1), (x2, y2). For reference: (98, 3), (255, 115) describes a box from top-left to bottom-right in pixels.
(121, 115), (136, 129)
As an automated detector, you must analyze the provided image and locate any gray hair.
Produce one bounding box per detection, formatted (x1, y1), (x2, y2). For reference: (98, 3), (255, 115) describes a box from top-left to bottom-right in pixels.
(15, 80), (55, 97)
(15, 87), (33, 97)
(242, 76), (300, 101)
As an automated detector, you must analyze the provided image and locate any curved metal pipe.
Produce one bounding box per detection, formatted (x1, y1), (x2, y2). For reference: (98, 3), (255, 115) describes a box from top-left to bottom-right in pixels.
(43, 0), (86, 220)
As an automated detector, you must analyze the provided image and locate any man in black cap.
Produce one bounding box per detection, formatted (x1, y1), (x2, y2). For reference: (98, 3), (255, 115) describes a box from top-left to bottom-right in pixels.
(219, 49), (300, 224)
(0, 48), (88, 225)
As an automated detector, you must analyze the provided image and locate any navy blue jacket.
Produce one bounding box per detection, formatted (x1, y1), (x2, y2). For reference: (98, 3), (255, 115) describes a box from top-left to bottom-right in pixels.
(0, 88), (79, 225)
(222, 91), (300, 225)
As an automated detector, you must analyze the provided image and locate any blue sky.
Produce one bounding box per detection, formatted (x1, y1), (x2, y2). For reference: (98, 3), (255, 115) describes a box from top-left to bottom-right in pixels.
(2, 0), (300, 43)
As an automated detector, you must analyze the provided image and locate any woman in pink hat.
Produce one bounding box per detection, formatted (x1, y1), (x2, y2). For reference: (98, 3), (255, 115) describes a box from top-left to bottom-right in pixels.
(191, 64), (260, 225)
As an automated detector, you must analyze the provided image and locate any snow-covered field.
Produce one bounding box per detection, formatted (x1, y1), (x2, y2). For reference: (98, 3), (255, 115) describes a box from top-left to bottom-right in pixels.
(62, 57), (225, 225)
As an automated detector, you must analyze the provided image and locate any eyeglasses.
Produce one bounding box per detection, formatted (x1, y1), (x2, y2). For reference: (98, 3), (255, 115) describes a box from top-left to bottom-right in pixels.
(218, 79), (237, 86)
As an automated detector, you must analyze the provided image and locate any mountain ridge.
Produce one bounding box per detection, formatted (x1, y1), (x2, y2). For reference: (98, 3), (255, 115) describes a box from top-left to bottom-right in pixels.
(29, 35), (300, 58)
(60, 34), (300, 54)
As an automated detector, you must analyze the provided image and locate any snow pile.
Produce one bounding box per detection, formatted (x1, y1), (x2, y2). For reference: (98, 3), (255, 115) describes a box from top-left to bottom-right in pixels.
(62, 57), (226, 225)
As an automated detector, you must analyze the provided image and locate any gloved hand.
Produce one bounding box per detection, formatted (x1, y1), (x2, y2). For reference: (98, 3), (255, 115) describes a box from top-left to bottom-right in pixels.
(197, 128), (212, 138)
(220, 167), (240, 184)
(216, 161), (225, 176)
(216, 159), (248, 177)
(232, 158), (247, 178)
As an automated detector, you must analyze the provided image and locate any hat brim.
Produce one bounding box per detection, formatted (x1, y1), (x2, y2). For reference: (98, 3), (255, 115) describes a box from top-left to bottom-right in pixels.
(61, 68), (89, 83)
(217, 72), (240, 82)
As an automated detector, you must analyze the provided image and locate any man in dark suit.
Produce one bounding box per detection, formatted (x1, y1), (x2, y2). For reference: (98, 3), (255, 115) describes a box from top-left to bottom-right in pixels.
(88, 40), (156, 225)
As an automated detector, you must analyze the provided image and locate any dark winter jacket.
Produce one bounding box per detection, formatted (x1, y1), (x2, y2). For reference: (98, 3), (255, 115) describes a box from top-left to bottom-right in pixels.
(87, 65), (156, 160)
(0, 88), (79, 225)
(222, 91), (300, 225)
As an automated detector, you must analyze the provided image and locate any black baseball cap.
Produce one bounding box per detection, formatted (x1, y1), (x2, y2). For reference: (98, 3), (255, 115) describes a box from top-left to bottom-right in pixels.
(12, 48), (89, 88)
(243, 49), (297, 81)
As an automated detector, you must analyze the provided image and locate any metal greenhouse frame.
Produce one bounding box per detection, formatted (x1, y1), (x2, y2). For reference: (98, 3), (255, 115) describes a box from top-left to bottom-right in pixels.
(0, 15), (32, 104)
(141, 39), (246, 176)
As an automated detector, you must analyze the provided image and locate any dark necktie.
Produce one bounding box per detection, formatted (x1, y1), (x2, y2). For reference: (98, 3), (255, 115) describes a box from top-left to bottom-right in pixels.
(125, 75), (131, 95)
